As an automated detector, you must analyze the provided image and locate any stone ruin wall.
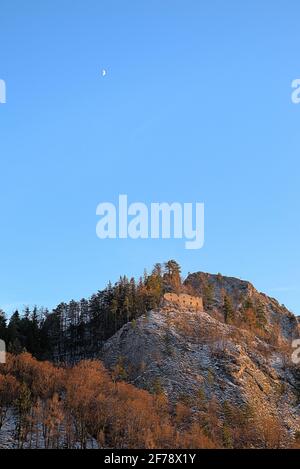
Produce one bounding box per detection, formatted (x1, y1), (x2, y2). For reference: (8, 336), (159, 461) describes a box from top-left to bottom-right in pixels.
(163, 293), (203, 311)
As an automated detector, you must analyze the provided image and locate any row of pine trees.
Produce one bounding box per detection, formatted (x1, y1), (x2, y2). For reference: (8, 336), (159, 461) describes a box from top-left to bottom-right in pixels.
(0, 260), (182, 361)
(0, 260), (268, 362)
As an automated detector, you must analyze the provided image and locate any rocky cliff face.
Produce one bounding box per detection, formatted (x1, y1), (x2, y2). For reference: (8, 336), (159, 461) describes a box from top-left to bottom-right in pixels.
(185, 272), (299, 341)
(101, 272), (300, 446)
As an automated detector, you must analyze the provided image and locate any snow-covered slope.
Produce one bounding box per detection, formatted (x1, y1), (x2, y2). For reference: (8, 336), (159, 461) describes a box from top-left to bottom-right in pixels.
(101, 276), (300, 445)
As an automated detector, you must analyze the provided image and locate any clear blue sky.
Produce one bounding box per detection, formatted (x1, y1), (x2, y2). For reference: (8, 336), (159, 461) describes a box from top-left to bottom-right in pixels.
(0, 0), (299, 316)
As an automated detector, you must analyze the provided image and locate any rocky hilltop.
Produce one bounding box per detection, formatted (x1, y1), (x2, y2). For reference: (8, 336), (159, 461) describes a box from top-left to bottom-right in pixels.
(185, 272), (299, 341)
(101, 272), (300, 447)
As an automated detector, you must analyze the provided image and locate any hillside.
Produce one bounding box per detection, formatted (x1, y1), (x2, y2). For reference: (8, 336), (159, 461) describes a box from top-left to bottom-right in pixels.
(1, 265), (300, 448)
(101, 272), (300, 448)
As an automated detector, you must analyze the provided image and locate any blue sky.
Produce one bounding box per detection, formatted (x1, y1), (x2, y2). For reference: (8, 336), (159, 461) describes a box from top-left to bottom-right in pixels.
(0, 0), (299, 316)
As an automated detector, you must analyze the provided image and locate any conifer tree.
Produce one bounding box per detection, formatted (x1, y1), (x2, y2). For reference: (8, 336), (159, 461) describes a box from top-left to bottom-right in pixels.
(0, 310), (7, 341)
(223, 295), (235, 324)
(164, 260), (182, 292)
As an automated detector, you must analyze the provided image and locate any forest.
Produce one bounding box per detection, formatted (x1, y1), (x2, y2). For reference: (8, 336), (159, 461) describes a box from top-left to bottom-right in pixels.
(1, 352), (293, 449)
(0, 261), (183, 362)
(0, 260), (299, 449)
(0, 260), (270, 362)
(0, 352), (215, 449)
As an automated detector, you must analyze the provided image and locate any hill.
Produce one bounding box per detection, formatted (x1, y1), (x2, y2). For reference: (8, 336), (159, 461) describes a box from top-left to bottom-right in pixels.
(101, 271), (300, 447)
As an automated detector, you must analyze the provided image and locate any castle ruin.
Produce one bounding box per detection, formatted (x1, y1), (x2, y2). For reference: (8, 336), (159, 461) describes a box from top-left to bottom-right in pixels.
(163, 293), (203, 311)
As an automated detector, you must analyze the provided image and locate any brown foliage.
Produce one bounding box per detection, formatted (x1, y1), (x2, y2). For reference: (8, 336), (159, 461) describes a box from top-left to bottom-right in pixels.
(0, 353), (216, 449)
(0, 352), (289, 449)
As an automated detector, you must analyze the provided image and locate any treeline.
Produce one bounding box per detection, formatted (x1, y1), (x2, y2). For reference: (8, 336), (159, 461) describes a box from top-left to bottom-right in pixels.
(0, 260), (182, 361)
(0, 260), (270, 361)
(0, 353), (214, 449)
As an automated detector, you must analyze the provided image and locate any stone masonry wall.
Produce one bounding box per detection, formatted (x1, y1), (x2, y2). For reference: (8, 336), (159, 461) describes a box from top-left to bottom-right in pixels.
(163, 293), (203, 311)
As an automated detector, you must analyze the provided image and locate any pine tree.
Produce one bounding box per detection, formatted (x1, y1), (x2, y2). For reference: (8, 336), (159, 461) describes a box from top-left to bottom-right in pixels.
(164, 260), (182, 292)
(223, 295), (235, 324)
(7, 311), (22, 352)
(203, 282), (214, 310)
(0, 310), (7, 341)
(146, 267), (163, 309)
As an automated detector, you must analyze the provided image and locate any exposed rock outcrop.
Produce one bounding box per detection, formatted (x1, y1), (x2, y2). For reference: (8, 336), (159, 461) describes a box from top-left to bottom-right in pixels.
(101, 273), (300, 446)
